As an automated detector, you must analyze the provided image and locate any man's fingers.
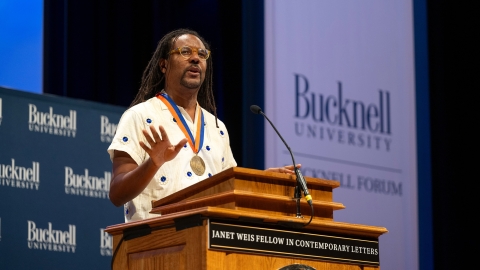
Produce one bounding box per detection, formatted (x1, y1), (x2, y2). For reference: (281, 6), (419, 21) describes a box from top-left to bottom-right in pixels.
(150, 125), (162, 143)
(174, 138), (188, 152)
(139, 141), (150, 153)
(158, 125), (169, 142)
(142, 129), (155, 145)
(284, 164), (301, 170)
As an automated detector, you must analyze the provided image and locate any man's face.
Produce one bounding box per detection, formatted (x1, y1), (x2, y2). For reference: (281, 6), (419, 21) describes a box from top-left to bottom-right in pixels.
(163, 34), (208, 91)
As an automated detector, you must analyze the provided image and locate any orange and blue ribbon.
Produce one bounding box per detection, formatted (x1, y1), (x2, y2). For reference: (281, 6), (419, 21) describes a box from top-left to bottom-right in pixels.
(156, 92), (204, 154)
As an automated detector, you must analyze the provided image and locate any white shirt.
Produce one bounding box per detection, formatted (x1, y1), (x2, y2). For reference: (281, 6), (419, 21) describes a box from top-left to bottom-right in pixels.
(108, 96), (237, 222)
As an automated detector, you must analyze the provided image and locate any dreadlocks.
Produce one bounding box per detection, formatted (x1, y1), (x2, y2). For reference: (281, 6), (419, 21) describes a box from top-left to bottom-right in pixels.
(130, 28), (218, 126)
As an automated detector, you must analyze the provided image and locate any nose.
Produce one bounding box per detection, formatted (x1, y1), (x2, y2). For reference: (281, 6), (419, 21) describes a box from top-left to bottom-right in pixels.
(188, 53), (200, 64)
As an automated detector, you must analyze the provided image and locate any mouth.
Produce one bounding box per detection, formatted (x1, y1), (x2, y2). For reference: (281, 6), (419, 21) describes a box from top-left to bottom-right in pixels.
(186, 66), (201, 75)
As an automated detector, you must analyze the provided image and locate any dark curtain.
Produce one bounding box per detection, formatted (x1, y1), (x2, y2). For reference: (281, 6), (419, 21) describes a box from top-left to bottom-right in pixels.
(427, 1), (475, 269)
(43, 0), (245, 165)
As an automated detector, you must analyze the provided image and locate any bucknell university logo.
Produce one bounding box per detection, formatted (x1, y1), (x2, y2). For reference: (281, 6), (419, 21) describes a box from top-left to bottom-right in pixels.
(28, 104), (77, 137)
(0, 159), (40, 190)
(64, 167), (111, 199)
(293, 76), (392, 152)
(27, 221), (77, 253)
(100, 228), (113, 256)
(100, 115), (117, 143)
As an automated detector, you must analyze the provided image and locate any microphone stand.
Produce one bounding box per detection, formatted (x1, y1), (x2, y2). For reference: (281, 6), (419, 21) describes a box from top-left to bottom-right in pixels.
(250, 105), (313, 226)
(294, 185), (303, 218)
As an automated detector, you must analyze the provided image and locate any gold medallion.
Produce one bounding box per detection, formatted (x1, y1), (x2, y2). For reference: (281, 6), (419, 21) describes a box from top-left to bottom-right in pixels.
(190, 155), (206, 176)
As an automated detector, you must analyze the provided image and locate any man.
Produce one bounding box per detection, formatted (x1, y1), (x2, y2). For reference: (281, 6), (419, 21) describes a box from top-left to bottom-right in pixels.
(108, 29), (296, 222)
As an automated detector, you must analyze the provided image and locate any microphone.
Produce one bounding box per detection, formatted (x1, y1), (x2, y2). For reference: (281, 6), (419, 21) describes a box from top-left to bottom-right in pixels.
(250, 105), (313, 206)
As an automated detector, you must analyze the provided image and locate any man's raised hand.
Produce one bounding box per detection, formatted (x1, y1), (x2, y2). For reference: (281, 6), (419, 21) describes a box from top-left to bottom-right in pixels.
(139, 125), (188, 167)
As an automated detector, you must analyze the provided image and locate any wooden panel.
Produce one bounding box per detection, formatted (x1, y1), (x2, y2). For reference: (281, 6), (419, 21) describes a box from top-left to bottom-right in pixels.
(233, 177), (334, 202)
(206, 249), (378, 270)
(111, 221), (383, 270)
(152, 167), (340, 208)
(125, 226), (186, 254)
(150, 190), (345, 220)
(184, 223), (208, 270)
(113, 227), (189, 270)
(176, 178), (236, 202)
(129, 245), (185, 270)
(107, 167), (386, 270)
(107, 207), (387, 239)
(111, 222), (208, 270)
(171, 175), (335, 203)
(111, 234), (127, 269)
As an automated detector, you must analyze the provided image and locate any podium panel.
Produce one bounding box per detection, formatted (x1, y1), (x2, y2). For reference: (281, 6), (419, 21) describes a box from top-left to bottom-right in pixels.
(106, 167), (387, 269)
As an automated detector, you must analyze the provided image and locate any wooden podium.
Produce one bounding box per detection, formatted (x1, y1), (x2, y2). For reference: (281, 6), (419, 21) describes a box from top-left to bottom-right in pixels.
(105, 167), (388, 270)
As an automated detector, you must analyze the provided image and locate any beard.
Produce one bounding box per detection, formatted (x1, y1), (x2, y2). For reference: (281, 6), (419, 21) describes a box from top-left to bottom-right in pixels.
(180, 70), (203, 89)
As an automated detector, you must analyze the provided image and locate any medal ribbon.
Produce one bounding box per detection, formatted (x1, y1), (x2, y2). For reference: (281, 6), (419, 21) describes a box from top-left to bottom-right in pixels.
(156, 92), (204, 154)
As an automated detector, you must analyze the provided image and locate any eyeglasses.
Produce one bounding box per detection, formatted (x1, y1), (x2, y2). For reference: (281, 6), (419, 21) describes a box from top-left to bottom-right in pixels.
(169, 46), (211, 60)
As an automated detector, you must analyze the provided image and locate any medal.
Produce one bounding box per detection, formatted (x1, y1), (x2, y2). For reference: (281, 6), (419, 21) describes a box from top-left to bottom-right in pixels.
(190, 155), (206, 176)
(157, 92), (206, 176)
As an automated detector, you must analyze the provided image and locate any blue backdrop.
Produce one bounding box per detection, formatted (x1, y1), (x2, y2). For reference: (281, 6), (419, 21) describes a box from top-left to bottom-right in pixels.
(0, 86), (124, 269)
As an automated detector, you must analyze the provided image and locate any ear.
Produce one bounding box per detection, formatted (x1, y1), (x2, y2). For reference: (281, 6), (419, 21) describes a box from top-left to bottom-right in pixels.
(159, 59), (167, 73)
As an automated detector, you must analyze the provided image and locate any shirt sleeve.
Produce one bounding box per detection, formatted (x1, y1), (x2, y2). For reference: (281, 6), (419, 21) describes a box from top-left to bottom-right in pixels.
(107, 109), (147, 165)
(220, 123), (237, 170)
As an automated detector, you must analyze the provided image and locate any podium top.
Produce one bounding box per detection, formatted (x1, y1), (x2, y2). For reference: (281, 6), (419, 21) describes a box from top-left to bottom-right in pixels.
(152, 167), (340, 209)
(106, 168), (387, 239)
